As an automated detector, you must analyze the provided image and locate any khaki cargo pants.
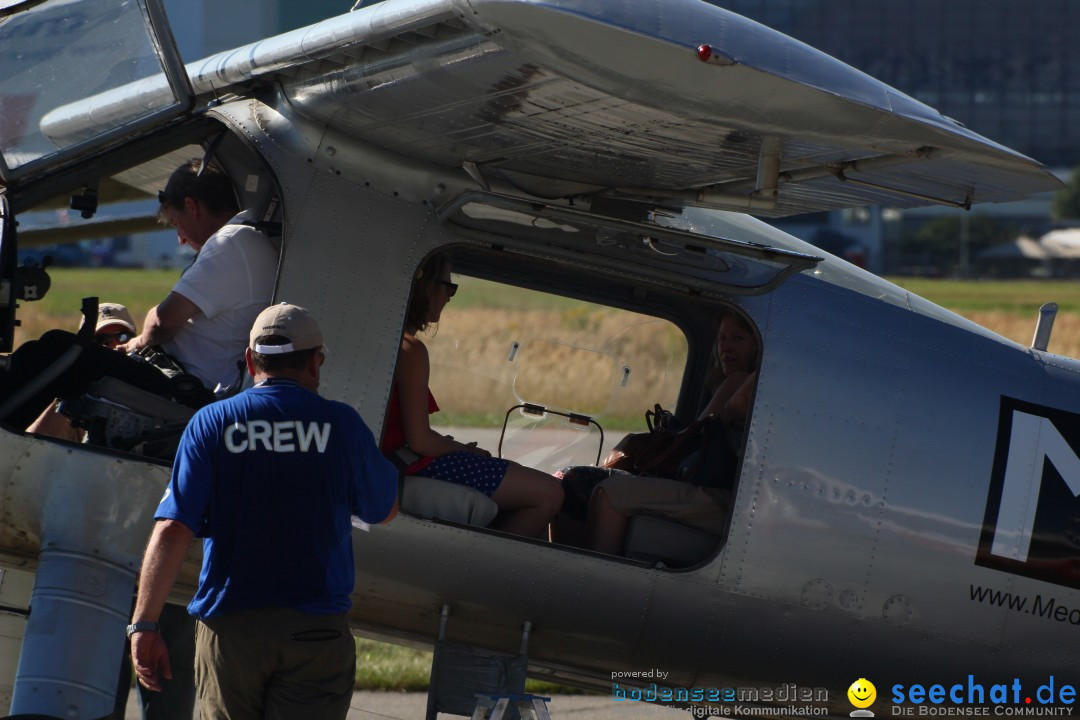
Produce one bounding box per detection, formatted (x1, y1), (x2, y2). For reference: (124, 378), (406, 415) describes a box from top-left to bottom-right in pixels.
(195, 608), (355, 720)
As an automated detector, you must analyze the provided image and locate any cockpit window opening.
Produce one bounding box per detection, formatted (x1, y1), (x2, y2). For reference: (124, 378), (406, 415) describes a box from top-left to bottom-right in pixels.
(2, 122), (286, 463)
(388, 247), (764, 571)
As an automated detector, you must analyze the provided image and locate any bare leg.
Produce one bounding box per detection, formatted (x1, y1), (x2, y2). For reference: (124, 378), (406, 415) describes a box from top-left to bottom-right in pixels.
(490, 463), (564, 539)
(587, 487), (629, 556)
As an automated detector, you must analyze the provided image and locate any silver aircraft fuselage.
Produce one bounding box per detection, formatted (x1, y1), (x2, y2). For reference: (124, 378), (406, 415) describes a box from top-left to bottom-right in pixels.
(0, 0), (1074, 717)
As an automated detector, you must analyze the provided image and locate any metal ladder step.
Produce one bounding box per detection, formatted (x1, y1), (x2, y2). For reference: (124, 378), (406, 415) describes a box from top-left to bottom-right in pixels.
(471, 693), (552, 720)
(426, 604), (538, 719)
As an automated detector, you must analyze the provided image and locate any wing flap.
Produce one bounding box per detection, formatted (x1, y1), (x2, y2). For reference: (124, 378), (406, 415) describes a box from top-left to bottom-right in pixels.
(279, 0), (1059, 215)
(36, 0), (1061, 215)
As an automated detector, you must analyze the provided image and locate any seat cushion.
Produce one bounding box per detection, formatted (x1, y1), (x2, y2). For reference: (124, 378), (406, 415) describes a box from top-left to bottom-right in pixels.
(623, 513), (723, 568)
(402, 475), (498, 527)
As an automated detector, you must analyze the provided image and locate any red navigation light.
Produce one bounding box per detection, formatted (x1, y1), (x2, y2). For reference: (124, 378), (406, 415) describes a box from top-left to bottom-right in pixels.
(696, 44), (735, 66)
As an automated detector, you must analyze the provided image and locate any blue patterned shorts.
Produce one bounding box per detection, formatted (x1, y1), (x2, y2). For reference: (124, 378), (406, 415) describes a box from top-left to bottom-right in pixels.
(416, 450), (510, 497)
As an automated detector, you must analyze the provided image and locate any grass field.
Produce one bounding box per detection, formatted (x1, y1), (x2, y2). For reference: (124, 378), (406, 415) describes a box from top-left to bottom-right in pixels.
(15, 269), (1080, 690)
(12, 269), (182, 346)
(885, 276), (1080, 359)
(17, 269), (1080, 358)
(886, 277), (1080, 314)
(353, 638), (577, 694)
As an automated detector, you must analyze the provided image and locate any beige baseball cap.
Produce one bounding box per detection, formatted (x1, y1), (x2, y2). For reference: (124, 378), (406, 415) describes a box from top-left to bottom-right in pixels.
(249, 303), (323, 354)
(92, 303), (136, 334)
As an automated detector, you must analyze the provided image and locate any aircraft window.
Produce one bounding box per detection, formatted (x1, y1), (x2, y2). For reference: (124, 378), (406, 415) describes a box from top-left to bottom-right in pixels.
(422, 276), (688, 475)
(0, 0), (191, 182)
(2, 128), (284, 459)
(405, 278), (756, 571)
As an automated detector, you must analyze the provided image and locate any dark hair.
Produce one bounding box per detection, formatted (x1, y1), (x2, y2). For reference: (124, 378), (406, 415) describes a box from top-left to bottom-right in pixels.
(250, 335), (319, 373)
(706, 309), (758, 389)
(157, 159), (239, 221)
(405, 252), (452, 333)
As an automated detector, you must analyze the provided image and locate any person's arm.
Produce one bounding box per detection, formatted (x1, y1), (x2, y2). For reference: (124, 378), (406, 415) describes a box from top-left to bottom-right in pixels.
(130, 519), (195, 691)
(350, 409), (402, 524)
(395, 338), (486, 457)
(379, 496), (399, 525)
(723, 371), (757, 427)
(119, 292), (200, 353)
(698, 370), (752, 425)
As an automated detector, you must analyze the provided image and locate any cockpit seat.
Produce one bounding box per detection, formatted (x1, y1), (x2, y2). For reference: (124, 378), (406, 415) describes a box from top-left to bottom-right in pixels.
(623, 513), (724, 569)
(58, 376), (194, 458)
(402, 475), (498, 527)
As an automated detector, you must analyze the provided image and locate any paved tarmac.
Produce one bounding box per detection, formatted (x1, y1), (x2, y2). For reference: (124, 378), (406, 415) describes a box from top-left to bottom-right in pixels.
(346, 692), (690, 718)
(124, 690), (690, 719)
(439, 425), (620, 468)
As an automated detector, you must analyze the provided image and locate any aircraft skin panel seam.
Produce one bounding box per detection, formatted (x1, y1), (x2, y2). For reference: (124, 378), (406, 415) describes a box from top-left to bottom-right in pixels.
(850, 312), (912, 648)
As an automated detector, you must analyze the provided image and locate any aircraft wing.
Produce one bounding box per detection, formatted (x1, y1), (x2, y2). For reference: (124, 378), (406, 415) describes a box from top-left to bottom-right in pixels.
(35, 0), (1061, 216)
(15, 212), (161, 246)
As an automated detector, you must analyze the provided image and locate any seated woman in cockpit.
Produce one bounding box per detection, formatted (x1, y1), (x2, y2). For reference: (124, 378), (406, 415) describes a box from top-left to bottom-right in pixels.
(382, 252), (564, 540)
(586, 309), (757, 555)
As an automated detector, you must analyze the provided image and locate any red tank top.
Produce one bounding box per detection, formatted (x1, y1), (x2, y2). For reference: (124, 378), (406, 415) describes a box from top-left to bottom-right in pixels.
(381, 385), (440, 474)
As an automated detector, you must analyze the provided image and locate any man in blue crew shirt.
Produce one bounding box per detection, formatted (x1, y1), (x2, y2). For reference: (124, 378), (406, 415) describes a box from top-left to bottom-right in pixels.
(129, 303), (398, 719)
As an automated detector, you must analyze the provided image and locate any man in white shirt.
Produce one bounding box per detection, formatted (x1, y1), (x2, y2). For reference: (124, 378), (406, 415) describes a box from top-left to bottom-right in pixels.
(120, 160), (278, 394)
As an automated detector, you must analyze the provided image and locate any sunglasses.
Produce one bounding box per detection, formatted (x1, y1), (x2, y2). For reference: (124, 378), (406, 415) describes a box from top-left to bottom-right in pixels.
(95, 331), (132, 346)
(440, 280), (458, 298)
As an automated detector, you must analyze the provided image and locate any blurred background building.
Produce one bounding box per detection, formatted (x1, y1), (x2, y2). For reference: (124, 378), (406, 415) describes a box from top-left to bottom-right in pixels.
(711, 0), (1080, 275)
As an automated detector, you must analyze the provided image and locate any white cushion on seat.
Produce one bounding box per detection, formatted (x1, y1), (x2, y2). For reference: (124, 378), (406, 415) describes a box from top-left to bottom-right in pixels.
(402, 475), (498, 527)
(624, 513), (722, 568)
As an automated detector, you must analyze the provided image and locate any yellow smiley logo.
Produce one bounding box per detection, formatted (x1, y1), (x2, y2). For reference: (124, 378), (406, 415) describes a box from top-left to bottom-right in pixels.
(848, 678), (877, 709)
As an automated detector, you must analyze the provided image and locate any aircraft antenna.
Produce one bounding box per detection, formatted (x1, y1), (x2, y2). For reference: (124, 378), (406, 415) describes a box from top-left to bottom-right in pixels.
(1031, 302), (1058, 352)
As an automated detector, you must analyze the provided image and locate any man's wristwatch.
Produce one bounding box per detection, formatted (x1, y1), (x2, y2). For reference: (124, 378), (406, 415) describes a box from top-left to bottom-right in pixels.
(126, 621), (160, 638)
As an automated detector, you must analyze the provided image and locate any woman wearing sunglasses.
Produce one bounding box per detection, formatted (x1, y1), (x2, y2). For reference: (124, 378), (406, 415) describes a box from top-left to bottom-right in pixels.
(382, 252), (563, 540)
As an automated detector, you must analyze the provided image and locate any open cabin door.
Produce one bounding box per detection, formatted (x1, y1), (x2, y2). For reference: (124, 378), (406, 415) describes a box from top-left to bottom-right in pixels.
(430, 191), (819, 476)
(0, 0), (193, 186)
(0, 195), (14, 352)
(440, 192), (822, 296)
